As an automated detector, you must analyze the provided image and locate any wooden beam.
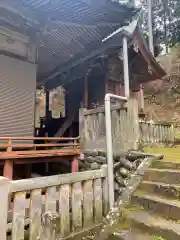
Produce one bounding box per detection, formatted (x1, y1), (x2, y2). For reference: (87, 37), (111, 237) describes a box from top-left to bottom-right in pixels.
(38, 38), (135, 86)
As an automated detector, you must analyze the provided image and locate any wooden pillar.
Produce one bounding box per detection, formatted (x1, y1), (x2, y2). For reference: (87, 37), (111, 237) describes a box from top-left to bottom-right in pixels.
(64, 87), (68, 117)
(84, 74), (88, 108)
(24, 164), (32, 178)
(3, 138), (13, 180)
(139, 84), (144, 110)
(132, 84), (145, 111)
(119, 84), (124, 96)
(105, 76), (109, 95)
(71, 156), (79, 173)
(45, 89), (50, 121)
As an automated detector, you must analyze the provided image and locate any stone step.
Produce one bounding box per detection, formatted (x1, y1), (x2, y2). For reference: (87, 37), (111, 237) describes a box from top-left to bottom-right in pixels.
(138, 181), (180, 200)
(151, 161), (180, 170)
(121, 209), (180, 240)
(131, 192), (180, 221)
(143, 168), (180, 184)
(112, 229), (152, 240)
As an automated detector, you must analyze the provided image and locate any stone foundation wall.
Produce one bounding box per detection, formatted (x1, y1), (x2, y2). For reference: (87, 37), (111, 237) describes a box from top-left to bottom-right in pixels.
(79, 150), (160, 200)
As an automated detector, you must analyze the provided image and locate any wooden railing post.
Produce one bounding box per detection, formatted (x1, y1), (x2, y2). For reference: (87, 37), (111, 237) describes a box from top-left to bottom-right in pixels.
(71, 156), (79, 173)
(79, 108), (86, 151)
(3, 138), (13, 180)
(170, 124), (175, 144)
(0, 177), (9, 240)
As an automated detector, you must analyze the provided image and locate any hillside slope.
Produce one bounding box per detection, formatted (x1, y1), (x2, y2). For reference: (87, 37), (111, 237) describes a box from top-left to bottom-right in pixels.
(144, 48), (180, 122)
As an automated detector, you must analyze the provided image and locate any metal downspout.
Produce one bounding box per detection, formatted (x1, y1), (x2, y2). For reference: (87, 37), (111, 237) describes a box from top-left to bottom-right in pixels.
(105, 36), (129, 208)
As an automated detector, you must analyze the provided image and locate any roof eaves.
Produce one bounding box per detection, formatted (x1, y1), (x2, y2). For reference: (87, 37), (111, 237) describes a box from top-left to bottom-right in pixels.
(102, 11), (140, 43)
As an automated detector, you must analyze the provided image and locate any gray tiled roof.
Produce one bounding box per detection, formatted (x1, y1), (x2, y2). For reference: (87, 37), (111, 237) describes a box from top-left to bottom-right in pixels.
(4, 0), (139, 83)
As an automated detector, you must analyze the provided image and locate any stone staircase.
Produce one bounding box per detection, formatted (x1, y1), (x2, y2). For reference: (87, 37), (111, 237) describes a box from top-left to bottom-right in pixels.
(113, 160), (180, 240)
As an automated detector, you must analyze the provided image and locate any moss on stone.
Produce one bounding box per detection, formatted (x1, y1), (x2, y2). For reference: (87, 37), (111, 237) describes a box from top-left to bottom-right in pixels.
(123, 204), (144, 212)
(144, 147), (180, 162)
(151, 235), (165, 240)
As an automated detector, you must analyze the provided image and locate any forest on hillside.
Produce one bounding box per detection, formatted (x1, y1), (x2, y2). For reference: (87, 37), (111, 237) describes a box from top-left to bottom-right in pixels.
(137, 0), (180, 122)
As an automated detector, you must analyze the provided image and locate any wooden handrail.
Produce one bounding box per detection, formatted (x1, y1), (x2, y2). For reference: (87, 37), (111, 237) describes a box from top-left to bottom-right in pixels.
(0, 136), (80, 141)
(0, 143), (79, 148)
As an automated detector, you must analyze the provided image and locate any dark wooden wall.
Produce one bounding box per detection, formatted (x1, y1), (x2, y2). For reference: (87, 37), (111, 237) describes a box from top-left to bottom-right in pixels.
(87, 73), (106, 108)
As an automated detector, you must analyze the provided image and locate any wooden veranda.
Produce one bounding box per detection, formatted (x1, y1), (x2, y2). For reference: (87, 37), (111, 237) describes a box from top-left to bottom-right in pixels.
(0, 137), (80, 180)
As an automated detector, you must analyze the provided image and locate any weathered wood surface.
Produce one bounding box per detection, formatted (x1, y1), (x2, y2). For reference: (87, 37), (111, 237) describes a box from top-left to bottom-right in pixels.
(94, 178), (103, 223)
(83, 180), (93, 227)
(59, 184), (70, 236)
(72, 182), (83, 232)
(10, 168), (107, 192)
(139, 121), (174, 145)
(29, 189), (42, 240)
(102, 174), (109, 216)
(79, 98), (139, 152)
(1, 167), (108, 240)
(12, 192), (26, 240)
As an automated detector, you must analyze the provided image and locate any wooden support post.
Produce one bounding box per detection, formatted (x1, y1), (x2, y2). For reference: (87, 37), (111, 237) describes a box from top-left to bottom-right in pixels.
(79, 108), (86, 150)
(139, 84), (144, 110)
(3, 138), (13, 180)
(132, 84), (145, 111)
(45, 162), (49, 175)
(46, 89), (49, 116)
(24, 164), (32, 178)
(71, 156), (79, 173)
(65, 87), (68, 117)
(105, 76), (108, 95)
(84, 74), (88, 108)
(119, 83), (124, 96)
(45, 88), (50, 132)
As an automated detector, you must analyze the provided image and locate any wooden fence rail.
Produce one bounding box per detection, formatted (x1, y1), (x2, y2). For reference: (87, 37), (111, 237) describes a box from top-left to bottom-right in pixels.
(0, 136), (80, 150)
(139, 121), (174, 145)
(0, 166), (108, 240)
(79, 99), (139, 152)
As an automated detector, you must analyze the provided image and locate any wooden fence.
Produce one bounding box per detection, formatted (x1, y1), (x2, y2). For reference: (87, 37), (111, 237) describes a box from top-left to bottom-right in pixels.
(139, 121), (174, 145)
(79, 99), (139, 152)
(1, 166), (108, 240)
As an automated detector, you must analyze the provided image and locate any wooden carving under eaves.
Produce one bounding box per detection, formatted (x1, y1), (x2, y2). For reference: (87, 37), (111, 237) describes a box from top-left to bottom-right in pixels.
(108, 55), (122, 81)
(35, 88), (46, 128)
(0, 27), (37, 63)
(49, 86), (65, 119)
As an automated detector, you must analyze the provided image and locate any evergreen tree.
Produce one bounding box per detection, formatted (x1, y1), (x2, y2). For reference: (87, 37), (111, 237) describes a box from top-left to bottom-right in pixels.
(139, 0), (180, 51)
